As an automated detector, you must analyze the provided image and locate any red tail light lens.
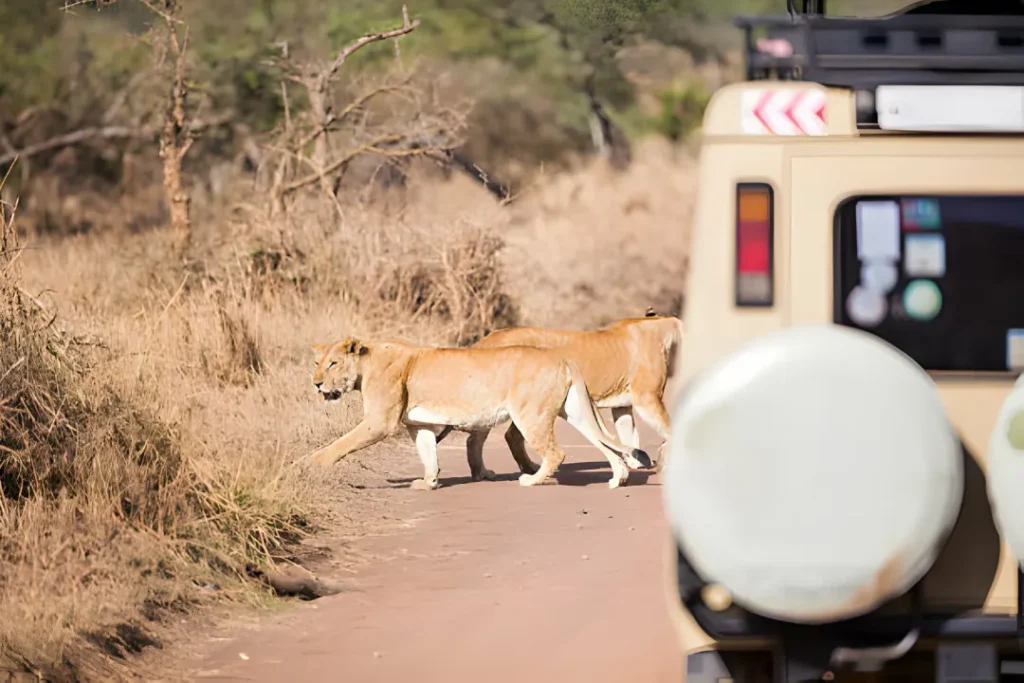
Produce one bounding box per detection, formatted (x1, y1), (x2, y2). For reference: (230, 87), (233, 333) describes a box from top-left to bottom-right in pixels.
(736, 183), (774, 307)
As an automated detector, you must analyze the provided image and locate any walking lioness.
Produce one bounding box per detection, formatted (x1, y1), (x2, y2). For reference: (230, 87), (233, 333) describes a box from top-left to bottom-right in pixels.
(307, 338), (647, 489)
(462, 312), (684, 471)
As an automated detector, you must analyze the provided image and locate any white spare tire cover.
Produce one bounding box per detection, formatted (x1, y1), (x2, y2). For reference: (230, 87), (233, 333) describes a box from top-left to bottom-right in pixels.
(986, 374), (1024, 564)
(663, 325), (962, 624)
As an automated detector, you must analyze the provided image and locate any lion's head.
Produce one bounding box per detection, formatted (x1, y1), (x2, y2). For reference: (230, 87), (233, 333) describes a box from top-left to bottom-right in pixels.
(311, 338), (368, 401)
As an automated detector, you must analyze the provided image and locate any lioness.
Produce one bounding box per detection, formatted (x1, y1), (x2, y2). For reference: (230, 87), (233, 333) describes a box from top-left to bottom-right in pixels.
(460, 312), (684, 472)
(307, 337), (647, 489)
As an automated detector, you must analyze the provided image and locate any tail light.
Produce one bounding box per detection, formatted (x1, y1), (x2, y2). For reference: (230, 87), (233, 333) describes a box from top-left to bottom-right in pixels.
(736, 183), (774, 307)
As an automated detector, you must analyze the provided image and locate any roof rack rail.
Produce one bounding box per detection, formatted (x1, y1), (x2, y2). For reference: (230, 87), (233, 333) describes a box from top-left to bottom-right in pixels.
(735, 11), (1024, 90)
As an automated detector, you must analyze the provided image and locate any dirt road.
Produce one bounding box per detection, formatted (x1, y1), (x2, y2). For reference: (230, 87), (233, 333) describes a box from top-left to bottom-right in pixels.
(184, 421), (684, 682)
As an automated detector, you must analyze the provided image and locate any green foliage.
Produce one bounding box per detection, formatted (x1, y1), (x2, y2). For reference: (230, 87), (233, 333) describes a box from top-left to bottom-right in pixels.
(654, 81), (710, 140)
(0, 2), (148, 122)
(0, 1), (64, 107)
(0, 0), (926, 183)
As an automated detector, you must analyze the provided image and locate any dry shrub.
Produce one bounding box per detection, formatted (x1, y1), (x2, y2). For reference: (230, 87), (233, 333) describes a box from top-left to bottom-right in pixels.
(186, 293), (265, 387)
(375, 226), (519, 346)
(201, 179), (519, 347)
(0, 184), (310, 681)
(501, 136), (694, 328)
(213, 297), (264, 384)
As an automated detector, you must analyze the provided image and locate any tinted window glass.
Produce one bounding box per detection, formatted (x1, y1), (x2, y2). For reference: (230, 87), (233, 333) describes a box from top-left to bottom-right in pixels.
(834, 195), (1024, 373)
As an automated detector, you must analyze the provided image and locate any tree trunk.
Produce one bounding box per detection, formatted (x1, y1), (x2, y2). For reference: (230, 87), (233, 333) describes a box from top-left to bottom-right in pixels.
(161, 151), (190, 247)
(306, 84), (335, 199)
(585, 85), (631, 171)
(159, 18), (193, 255)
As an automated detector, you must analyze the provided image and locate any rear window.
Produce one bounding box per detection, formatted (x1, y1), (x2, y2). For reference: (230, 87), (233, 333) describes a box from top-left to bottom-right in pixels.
(834, 195), (1024, 373)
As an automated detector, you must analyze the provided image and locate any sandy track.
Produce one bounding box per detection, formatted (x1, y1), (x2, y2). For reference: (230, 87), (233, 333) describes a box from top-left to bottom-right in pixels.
(182, 421), (683, 682)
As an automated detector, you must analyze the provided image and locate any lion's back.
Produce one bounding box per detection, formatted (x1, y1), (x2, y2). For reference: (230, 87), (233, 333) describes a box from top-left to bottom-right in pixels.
(404, 345), (569, 402)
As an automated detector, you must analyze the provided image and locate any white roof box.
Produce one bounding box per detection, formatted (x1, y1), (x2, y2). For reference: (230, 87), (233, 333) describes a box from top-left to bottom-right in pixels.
(876, 85), (1024, 133)
(663, 325), (963, 624)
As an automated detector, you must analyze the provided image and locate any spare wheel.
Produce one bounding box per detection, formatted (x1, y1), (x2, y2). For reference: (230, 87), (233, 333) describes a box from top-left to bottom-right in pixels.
(986, 374), (1024, 566)
(663, 324), (963, 624)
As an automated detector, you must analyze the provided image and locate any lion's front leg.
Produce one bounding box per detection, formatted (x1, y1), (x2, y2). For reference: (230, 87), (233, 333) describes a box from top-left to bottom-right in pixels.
(311, 419), (388, 468)
(408, 426), (443, 490)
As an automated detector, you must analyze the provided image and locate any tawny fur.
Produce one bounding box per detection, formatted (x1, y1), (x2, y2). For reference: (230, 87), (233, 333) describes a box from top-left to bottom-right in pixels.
(306, 338), (644, 490)
(470, 314), (684, 471)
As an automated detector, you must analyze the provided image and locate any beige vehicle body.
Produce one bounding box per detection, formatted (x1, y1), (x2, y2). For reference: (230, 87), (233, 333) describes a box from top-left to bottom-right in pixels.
(663, 2), (1024, 681)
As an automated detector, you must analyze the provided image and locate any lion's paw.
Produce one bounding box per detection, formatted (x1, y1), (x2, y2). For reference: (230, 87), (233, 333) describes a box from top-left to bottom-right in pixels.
(518, 461), (540, 476)
(519, 473), (557, 487)
(410, 478), (441, 491)
(629, 448), (654, 470)
(608, 473), (629, 489)
(311, 449), (334, 468)
(472, 468), (497, 482)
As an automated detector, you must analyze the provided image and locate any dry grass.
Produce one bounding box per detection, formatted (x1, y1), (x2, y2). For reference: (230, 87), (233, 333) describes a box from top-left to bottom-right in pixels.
(501, 136), (695, 328)
(0, 182), (316, 680)
(5, 137), (694, 679)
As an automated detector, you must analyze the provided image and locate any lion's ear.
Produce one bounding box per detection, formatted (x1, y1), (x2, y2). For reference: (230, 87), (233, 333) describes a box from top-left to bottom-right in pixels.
(346, 339), (368, 355)
(311, 344), (329, 362)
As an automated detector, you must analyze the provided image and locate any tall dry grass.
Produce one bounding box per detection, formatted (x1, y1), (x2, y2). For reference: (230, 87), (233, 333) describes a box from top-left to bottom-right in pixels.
(0, 178), (316, 680)
(6, 136), (694, 679)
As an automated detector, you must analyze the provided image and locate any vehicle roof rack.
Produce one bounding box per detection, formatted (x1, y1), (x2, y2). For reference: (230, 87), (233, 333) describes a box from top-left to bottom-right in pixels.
(735, 0), (1024, 90)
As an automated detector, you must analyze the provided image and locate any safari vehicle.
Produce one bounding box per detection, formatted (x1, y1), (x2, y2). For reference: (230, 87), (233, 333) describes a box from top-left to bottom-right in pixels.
(662, 0), (1024, 681)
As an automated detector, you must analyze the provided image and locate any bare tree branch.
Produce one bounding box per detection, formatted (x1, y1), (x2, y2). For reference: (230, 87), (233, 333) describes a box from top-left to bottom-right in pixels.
(290, 79), (412, 156)
(427, 149), (511, 202)
(0, 127), (145, 167)
(279, 134), (433, 195)
(319, 8), (420, 88)
(0, 111), (235, 169)
(102, 65), (155, 124)
(278, 6), (423, 211)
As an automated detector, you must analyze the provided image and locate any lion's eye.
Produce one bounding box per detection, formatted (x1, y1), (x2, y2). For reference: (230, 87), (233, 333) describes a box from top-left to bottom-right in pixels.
(327, 361), (336, 369)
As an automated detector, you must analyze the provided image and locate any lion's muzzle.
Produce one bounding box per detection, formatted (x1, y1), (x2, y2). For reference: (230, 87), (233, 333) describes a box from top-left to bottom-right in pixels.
(314, 382), (342, 401)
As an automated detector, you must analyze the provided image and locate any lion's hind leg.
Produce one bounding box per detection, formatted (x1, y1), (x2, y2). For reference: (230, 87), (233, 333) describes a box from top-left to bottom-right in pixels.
(560, 382), (630, 489)
(631, 390), (672, 469)
(513, 417), (565, 487)
(610, 406), (652, 470)
(503, 423), (540, 475)
(466, 430), (497, 482)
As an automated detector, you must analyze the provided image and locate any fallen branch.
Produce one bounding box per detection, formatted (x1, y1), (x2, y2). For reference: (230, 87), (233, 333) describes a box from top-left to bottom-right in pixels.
(258, 564), (344, 600)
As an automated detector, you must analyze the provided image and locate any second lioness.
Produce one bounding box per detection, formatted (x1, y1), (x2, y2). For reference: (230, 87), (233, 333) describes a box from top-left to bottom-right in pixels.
(452, 313), (684, 473)
(308, 337), (646, 489)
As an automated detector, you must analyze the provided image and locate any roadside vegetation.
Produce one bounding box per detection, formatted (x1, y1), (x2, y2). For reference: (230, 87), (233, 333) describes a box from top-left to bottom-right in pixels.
(0, 0), (909, 678)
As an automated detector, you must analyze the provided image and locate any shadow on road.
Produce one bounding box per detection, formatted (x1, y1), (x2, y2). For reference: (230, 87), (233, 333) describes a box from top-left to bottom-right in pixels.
(380, 461), (657, 488)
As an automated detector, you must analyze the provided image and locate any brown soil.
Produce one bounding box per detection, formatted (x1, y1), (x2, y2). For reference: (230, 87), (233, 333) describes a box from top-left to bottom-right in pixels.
(172, 420), (683, 682)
